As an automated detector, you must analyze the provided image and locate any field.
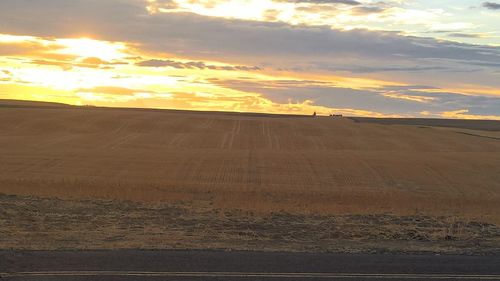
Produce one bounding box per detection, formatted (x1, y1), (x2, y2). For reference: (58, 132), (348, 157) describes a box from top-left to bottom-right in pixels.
(349, 117), (500, 132)
(1, 100), (499, 253)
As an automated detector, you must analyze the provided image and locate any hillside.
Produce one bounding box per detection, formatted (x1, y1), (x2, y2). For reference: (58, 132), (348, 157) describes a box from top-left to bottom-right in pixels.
(1, 100), (499, 252)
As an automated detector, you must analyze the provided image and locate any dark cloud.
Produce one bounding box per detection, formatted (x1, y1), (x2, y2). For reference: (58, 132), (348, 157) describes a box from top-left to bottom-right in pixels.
(0, 0), (499, 102)
(350, 6), (386, 15)
(136, 59), (261, 71)
(467, 61), (500, 68)
(448, 33), (483, 38)
(317, 64), (450, 73)
(381, 85), (440, 91)
(483, 2), (500, 10)
(0, 0), (498, 65)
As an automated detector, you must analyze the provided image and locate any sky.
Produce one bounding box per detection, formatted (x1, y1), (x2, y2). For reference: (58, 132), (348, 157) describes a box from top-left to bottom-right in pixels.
(0, 0), (499, 118)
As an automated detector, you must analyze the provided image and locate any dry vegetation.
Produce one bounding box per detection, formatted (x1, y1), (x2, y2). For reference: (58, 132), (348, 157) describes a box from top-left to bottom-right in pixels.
(0, 101), (499, 253)
(2, 194), (499, 254)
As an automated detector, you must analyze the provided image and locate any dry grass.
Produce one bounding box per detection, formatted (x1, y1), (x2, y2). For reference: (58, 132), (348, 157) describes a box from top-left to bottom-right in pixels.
(1, 104), (499, 222)
(1, 194), (498, 253)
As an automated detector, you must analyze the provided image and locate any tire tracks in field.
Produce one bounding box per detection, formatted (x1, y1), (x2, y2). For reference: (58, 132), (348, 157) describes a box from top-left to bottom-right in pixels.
(100, 119), (140, 150)
(222, 120), (241, 149)
(169, 134), (188, 147)
(262, 120), (274, 150)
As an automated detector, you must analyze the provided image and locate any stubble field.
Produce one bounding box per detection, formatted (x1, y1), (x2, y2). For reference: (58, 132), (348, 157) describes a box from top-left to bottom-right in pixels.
(1, 100), (499, 253)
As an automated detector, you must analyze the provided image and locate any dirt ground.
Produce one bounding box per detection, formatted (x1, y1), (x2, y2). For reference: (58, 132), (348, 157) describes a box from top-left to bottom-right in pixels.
(1, 100), (499, 253)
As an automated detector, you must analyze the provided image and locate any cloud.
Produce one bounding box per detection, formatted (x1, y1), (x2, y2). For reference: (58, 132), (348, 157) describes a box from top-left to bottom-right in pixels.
(77, 86), (153, 96)
(0, 0), (498, 117)
(441, 109), (500, 120)
(482, 2), (500, 10)
(28, 56), (125, 71)
(279, 0), (361, 5)
(350, 6), (386, 15)
(147, 0), (179, 12)
(207, 77), (500, 116)
(0, 69), (12, 82)
(1, 0), (498, 66)
(0, 41), (61, 56)
(448, 33), (484, 38)
(381, 85), (439, 91)
(317, 64), (450, 73)
(81, 57), (112, 65)
(30, 59), (76, 71)
(0, 0), (498, 99)
(382, 92), (436, 103)
(136, 59), (261, 71)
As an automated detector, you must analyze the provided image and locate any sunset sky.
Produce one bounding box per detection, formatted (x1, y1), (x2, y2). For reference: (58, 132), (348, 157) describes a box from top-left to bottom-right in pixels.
(0, 0), (499, 118)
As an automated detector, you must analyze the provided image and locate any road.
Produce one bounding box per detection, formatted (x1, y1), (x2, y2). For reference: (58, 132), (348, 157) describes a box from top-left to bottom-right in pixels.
(1, 250), (500, 280)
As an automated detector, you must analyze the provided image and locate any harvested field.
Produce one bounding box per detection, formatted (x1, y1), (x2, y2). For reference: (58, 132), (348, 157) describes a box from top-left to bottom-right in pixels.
(349, 117), (500, 131)
(1, 100), (499, 252)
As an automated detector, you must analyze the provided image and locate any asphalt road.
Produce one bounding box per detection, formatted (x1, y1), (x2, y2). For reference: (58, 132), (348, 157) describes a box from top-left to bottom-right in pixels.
(1, 250), (500, 280)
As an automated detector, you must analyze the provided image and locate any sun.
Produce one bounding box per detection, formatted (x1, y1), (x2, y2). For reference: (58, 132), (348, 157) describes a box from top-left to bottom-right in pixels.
(55, 38), (128, 61)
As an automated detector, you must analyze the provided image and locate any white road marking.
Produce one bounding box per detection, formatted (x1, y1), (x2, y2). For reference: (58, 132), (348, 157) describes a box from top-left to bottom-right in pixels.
(2, 271), (500, 279)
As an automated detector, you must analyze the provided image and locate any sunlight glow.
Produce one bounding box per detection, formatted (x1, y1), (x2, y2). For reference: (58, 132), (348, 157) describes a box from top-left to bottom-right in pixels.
(1, 0), (498, 119)
(0, 34), (37, 43)
(55, 38), (129, 61)
(0, 26), (498, 119)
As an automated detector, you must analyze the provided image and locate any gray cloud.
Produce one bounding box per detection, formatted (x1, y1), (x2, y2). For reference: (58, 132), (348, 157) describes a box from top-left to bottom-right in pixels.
(0, 0), (498, 65)
(448, 33), (483, 38)
(0, 0), (499, 113)
(350, 6), (386, 15)
(209, 78), (500, 116)
(137, 59), (261, 71)
(148, 0), (178, 10)
(483, 2), (500, 10)
(316, 64), (451, 73)
(279, 0), (361, 5)
(381, 85), (440, 91)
